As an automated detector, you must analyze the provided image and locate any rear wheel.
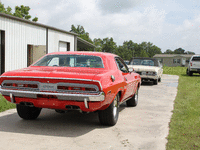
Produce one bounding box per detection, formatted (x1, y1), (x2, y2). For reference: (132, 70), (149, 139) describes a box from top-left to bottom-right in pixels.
(153, 79), (158, 85)
(126, 88), (138, 107)
(187, 68), (193, 76)
(16, 104), (41, 120)
(98, 94), (119, 126)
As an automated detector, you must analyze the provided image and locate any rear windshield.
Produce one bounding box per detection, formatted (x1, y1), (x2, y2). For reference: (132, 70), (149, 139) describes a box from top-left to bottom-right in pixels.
(33, 55), (104, 68)
(192, 56), (200, 61)
(130, 58), (158, 66)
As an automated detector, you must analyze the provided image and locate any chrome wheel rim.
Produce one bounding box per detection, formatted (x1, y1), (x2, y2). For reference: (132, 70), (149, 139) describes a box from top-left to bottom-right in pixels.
(113, 96), (118, 118)
(135, 89), (138, 104)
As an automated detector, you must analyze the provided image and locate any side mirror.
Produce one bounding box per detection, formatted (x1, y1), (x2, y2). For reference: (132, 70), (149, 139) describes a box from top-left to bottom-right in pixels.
(129, 68), (134, 72)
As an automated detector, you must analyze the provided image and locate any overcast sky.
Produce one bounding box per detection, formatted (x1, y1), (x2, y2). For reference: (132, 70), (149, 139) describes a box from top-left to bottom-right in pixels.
(2, 0), (200, 53)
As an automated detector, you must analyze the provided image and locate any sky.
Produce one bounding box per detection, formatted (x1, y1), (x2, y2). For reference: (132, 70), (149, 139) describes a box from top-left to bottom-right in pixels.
(2, 0), (200, 54)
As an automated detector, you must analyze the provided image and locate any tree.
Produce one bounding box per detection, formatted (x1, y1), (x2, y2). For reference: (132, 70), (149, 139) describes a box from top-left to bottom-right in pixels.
(93, 38), (103, 52)
(148, 45), (162, 57)
(164, 49), (174, 54)
(174, 48), (185, 54)
(70, 25), (93, 43)
(0, 2), (38, 22)
(138, 42), (162, 57)
(115, 40), (136, 60)
(101, 37), (117, 53)
(115, 45), (125, 59)
(140, 49), (149, 57)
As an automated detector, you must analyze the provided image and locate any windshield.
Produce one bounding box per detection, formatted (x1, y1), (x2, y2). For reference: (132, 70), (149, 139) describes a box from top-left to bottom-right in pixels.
(130, 59), (158, 66)
(33, 54), (104, 68)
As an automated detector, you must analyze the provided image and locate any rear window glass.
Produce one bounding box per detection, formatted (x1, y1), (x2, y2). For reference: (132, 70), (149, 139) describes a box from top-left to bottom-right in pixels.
(130, 59), (158, 66)
(192, 56), (200, 61)
(33, 55), (104, 68)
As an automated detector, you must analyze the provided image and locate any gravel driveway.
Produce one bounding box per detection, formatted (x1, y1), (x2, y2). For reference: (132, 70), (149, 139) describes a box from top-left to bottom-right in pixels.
(0, 74), (179, 150)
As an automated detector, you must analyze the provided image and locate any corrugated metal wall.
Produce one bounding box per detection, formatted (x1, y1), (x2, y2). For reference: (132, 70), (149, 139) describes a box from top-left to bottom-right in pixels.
(0, 16), (75, 72)
(48, 29), (74, 53)
(0, 16), (46, 72)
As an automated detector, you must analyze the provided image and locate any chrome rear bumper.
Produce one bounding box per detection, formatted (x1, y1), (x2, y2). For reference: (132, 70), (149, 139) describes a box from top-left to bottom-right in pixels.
(0, 87), (105, 102)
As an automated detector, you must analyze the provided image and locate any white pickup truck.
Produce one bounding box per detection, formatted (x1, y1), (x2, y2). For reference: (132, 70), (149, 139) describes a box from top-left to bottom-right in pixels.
(187, 55), (200, 76)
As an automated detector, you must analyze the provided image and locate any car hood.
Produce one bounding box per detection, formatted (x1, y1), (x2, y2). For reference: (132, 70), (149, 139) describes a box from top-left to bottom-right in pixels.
(1, 66), (107, 81)
(127, 65), (159, 72)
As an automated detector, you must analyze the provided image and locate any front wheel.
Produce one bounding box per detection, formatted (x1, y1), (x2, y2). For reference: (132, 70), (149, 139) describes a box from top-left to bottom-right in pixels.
(16, 104), (42, 120)
(98, 94), (119, 126)
(126, 88), (138, 107)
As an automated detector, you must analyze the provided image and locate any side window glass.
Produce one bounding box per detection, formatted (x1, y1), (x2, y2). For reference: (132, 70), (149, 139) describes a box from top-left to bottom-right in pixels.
(70, 57), (75, 67)
(115, 58), (128, 73)
(48, 57), (59, 66)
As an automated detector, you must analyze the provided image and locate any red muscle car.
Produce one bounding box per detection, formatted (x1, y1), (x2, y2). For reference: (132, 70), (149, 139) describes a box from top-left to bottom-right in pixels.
(0, 51), (141, 126)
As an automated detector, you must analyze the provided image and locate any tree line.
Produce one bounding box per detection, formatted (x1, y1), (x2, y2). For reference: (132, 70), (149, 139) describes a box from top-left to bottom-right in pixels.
(71, 25), (162, 60)
(71, 25), (195, 60)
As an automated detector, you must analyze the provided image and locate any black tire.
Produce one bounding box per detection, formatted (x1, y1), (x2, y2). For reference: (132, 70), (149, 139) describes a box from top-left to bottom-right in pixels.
(98, 94), (119, 126)
(153, 79), (158, 85)
(158, 77), (161, 82)
(16, 104), (42, 120)
(187, 68), (193, 76)
(126, 88), (138, 107)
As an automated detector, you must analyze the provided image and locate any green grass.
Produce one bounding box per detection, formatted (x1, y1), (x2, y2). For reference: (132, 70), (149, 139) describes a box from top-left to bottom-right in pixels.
(0, 95), (16, 112)
(165, 67), (200, 150)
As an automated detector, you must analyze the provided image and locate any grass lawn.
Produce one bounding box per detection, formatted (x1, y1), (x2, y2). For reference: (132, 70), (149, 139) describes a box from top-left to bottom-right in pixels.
(0, 95), (16, 112)
(165, 67), (200, 150)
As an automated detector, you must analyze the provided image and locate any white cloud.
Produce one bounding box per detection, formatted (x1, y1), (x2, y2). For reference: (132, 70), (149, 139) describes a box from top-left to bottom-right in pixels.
(1, 0), (200, 54)
(96, 0), (146, 14)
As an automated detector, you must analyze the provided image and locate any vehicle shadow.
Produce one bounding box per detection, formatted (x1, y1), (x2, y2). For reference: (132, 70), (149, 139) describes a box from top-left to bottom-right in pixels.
(141, 81), (154, 86)
(0, 104), (127, 137)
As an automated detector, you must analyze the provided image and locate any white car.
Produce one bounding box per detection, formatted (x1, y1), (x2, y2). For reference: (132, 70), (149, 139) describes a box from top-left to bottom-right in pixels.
(128, 57), (163, 85)
(187, 55), (200, 76)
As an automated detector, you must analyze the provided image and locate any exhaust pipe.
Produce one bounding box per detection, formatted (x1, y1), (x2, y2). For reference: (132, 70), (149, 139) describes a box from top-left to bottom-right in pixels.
(65, 105), (80, 110)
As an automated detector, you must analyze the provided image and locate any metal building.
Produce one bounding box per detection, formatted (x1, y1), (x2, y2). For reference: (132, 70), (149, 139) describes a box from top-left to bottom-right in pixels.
(0, 13), (95, 74)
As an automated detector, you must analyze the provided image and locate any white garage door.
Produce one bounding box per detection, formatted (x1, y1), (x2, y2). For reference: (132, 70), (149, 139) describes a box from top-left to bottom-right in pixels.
(59, 41), (67, 52)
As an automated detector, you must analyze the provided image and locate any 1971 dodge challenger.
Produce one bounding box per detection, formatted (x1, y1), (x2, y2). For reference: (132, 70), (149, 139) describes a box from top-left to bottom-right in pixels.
(0, 51), (141, 126)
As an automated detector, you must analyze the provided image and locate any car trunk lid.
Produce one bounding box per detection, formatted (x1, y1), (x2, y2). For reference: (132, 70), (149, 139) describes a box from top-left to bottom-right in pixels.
(127, 65), (158, 72)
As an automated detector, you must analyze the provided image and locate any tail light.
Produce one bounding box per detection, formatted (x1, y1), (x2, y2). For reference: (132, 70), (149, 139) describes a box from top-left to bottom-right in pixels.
(190, 62), (192, 66)
(3, 83), (38, 89)
(57, 86), (96, 92)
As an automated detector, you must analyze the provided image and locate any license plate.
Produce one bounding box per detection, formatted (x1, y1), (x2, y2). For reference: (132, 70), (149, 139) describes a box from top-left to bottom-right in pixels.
(142, 72), (146, 75)
(147, 72), (153, 75)
(142, 72), (153, 75)
(39, 83), (57, 91)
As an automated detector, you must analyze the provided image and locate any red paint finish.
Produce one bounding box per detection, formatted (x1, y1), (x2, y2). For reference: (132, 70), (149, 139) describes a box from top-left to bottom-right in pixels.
(0, 51), (141, 112)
